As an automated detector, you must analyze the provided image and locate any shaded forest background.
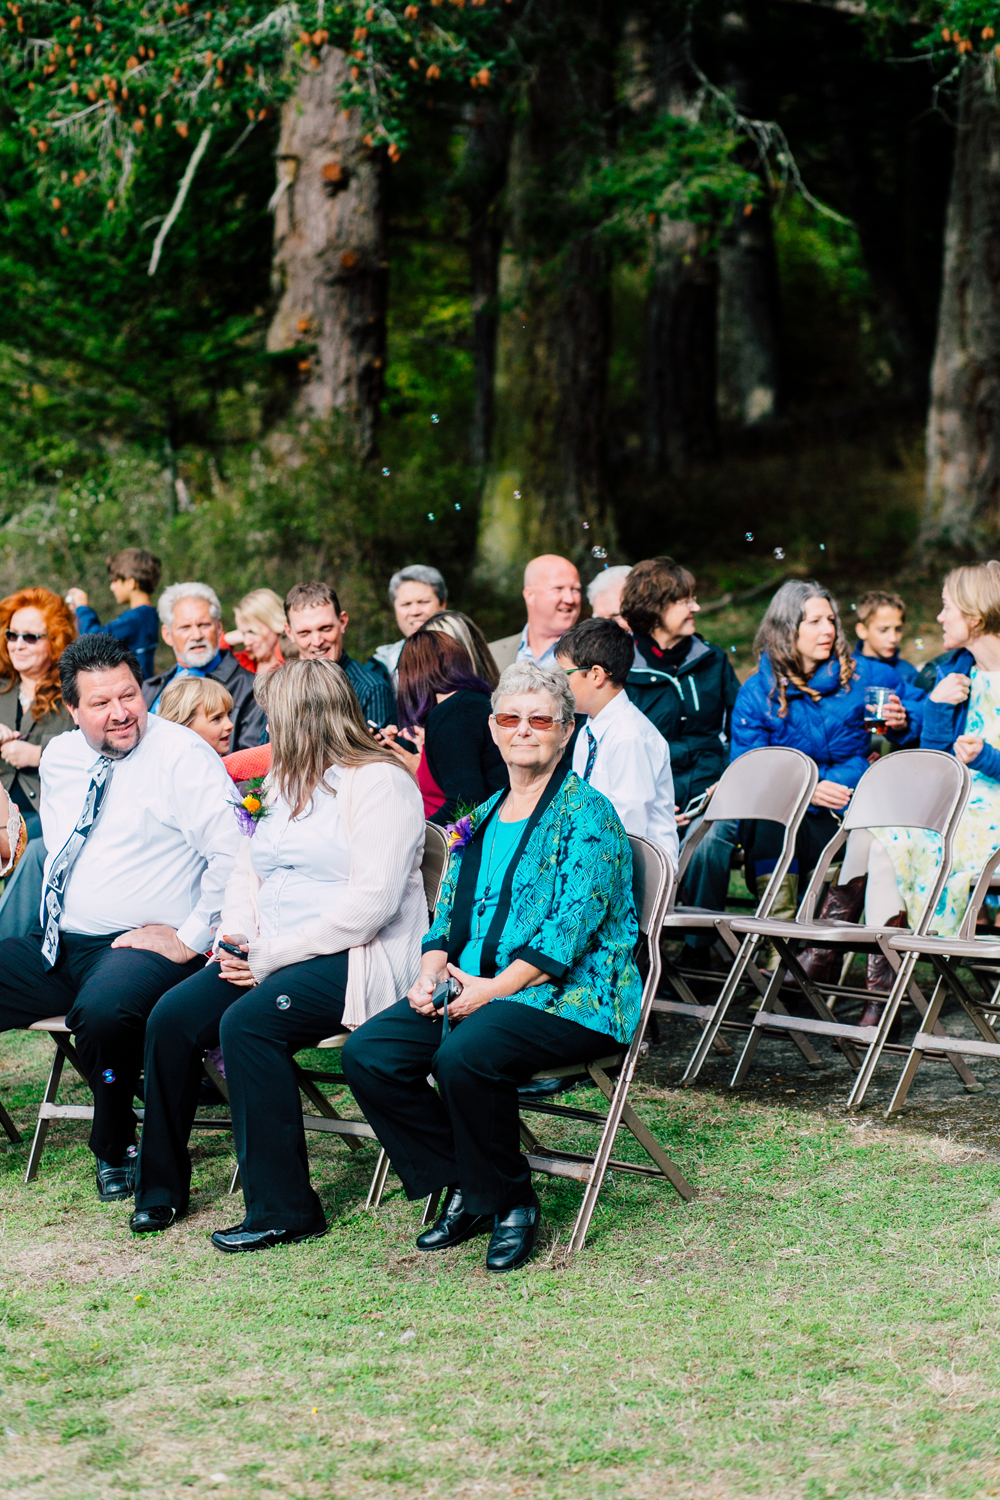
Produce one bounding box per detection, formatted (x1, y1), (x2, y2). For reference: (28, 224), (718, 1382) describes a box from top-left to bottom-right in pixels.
(0, 0), (963, 656)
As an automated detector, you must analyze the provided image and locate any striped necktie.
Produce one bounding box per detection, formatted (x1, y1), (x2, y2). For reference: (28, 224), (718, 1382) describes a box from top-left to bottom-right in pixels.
(40, 756), (115, 968)
(582, 726), (599, 783)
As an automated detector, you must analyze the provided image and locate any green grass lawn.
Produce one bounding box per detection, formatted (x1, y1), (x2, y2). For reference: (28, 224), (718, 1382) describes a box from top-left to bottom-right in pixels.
(3, 1030), (1000, 1499)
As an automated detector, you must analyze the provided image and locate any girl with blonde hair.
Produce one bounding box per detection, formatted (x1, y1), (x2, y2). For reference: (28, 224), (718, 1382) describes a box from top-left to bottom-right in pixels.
(157, 676), (234, 756)
(130, 656), (427, 1250)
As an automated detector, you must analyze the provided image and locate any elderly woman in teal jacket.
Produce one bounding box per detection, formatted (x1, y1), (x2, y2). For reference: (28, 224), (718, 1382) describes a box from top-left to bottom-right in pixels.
(343, 660), (640, 1275)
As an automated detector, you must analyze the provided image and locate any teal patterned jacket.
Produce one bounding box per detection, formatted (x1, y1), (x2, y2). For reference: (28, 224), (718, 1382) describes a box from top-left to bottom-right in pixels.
(423, 769), (642, 1043)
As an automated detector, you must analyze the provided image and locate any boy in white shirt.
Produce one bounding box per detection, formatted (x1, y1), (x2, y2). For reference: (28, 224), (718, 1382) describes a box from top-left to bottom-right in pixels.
(555, 617), (679, 867)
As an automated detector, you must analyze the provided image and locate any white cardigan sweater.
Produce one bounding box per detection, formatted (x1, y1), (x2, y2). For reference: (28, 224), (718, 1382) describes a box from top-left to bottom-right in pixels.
(220, 760), (427, 1029)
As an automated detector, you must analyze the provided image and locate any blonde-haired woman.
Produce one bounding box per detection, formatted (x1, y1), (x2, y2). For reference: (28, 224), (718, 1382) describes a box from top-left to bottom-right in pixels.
(230, 587), (287, 676)
(158, 676), (234, 756)
(130, 657), (427, 1250)
(870, 561), (1000, 946)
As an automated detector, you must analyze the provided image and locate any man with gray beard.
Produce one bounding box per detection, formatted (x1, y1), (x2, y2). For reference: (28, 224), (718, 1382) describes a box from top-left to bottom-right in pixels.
(142, 581), (265, 751)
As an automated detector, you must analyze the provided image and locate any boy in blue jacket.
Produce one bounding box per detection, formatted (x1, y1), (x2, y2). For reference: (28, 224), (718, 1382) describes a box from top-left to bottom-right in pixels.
(66, 548), (161, 681)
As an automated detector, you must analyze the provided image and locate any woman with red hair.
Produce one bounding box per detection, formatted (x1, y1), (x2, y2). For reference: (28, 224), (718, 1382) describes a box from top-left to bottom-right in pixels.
(0, 587), (76, 839)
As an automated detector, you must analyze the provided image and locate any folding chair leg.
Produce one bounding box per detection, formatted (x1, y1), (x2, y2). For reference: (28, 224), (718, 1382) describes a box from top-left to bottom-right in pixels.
(229, 1162), (241, 1195)
(25, 1044), (66, 1184)
(682, 934), (762, 1084)
(294, 1068), (364, 1153)
(730, 962), (787, 1088)
(422, 1189), (441, 1226)
(365, 1148), (391, 1211)
(903, 963), (980, 1090)
(884, 979), (947, 1116)
(846, 952), (919, 1110)
(0, 1096), (21, 1145)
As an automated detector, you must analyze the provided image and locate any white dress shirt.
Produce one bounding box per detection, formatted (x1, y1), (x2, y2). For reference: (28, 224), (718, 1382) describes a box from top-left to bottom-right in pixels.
(571, 688), (679, 866)
(251, 766), (353, 941)
(39, 714), (241, 953)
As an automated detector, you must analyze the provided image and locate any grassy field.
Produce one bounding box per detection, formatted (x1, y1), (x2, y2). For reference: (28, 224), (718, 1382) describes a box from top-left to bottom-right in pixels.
(3, 1023), (1000, 1500)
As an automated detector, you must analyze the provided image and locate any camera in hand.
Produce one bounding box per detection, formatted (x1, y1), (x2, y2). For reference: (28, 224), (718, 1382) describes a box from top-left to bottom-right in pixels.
(431, 977), (461, 1009)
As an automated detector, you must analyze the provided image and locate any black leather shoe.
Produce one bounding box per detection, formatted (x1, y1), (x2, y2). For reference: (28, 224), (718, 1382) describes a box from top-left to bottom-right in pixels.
(95, 1157), (136, 1203)
(486, 1194), (540, 1273)
(415, 1186), (491, 1251)
(210, 1220), (327, 1254)
(130, 1206), (178, 1234)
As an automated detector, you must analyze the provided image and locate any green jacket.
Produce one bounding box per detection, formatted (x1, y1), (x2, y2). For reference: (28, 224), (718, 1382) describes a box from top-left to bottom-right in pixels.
(423, 769), (641, 1044)
(0, 677), (75, 815)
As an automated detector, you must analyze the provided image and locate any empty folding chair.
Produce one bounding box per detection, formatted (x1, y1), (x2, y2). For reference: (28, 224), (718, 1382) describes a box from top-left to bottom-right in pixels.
(654, 746), (820, 1085)
(884, 846), (1000, 1117)
(515, 835), (695, 1257)
(720, 749), (972, 1107)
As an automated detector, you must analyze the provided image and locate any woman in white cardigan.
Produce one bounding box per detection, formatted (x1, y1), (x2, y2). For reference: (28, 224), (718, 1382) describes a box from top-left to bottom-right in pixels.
(129, 658), (426, 1251)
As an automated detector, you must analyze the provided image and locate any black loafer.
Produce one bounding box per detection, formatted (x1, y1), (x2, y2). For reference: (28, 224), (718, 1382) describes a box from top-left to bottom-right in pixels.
(416, 1186), (491, 1251)
(486, 1194), (540, 1273)
(129, 1206), (178, 1234)
(95, 1157), (136, 1203)
(210, 1220), (327, 1254)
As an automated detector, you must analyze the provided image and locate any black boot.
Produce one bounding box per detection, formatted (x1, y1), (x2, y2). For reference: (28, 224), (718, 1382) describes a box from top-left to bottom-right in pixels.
(797, 874), (867, 984)
(861, 911), (908, 1029)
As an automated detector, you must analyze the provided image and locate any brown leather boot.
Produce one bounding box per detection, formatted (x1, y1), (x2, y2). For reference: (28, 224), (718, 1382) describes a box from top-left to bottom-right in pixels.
(797, 874), (868, 984)
(860, 910), (908, 1028)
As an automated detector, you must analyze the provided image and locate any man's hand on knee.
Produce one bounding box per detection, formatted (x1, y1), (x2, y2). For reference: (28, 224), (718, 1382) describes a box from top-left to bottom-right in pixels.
(111, 925), (198, 964)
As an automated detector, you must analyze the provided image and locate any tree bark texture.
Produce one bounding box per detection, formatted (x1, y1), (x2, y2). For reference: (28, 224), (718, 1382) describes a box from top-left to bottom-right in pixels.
(476, 0), (615, 587)
(267, 46), (386, 458)
(716, 202), (780, 428)
(924, 58), (1000, 549)
(644, 218), (718, 470)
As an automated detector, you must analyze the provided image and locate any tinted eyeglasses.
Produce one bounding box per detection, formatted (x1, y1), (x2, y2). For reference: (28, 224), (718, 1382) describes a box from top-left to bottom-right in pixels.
(5, 630), (48, 645)
(493, 712), (564, 731)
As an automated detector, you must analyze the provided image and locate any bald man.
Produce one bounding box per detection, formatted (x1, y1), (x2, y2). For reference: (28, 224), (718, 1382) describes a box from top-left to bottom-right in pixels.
(489, 555), (582, 672)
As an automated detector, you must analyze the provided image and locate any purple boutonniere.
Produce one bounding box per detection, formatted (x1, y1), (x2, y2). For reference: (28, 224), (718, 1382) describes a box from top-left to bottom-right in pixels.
(445, 814), (474, 852)
(231, 776), (269, 838)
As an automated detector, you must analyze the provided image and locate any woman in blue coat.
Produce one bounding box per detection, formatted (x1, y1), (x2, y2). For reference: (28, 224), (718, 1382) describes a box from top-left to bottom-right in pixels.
(731, 580), (916, 991)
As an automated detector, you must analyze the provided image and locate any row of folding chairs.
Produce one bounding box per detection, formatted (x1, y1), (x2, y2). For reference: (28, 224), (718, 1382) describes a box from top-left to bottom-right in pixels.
(2, 823), (695, 1258)
(656, 744), (1000, 1114)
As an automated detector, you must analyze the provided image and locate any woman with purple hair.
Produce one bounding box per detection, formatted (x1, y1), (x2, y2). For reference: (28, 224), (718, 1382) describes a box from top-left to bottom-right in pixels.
(387, 627), (508, 823)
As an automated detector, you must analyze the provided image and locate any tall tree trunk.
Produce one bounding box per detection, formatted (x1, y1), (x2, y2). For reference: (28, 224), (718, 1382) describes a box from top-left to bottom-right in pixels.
(716, 203), (780, 428)
(266, 47), (386, 459)
(642, 39), (718, 475)
(476, 2), (615, 588)
(455, 102), (511, 474)
(924, 58), (1000, 549)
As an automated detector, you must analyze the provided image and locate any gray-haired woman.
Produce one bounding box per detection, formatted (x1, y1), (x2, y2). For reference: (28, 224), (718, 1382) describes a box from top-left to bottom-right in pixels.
(343, 661), (641, 1274)
(129, 657), (427, 1251)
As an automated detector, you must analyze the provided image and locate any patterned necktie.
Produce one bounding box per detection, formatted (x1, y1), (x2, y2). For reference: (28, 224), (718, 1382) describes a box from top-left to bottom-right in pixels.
(582, 726), (599, 783)
(40, 756), (115, 968)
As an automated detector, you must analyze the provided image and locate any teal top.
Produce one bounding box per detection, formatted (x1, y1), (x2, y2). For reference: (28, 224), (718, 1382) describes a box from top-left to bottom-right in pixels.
(425, 770), (641, 1044)
(457, 814), (527, 975)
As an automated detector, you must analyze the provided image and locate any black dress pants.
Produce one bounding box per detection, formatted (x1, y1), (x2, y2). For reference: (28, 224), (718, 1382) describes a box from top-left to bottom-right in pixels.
(341, 999), (616, 1217)
(135, 952), (348, 1232)
(0, 931), (204, 1162)
(739, 809), (841, 899)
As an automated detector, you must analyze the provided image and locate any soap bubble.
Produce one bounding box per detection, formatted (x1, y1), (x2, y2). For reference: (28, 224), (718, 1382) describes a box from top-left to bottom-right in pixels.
(915, 638), (924, 650)
(513, 490), (520, 498)
(127, 1144), (138, 1159)
(102, 1069), (115, 1084)
(745, 532), (754, 541)
(773, 547), (784, 560)
(591, 545), (607, 560)
(276, 995), (291, 1011)
(850, 603), (856, 611)
(381, 467), (390, 477)
(453, 503), (461, 511)
(730, 646), (736, 653)
(819, 543), (826, 551)
(582, 521), (590, 530)
(431, 413), (440, 424)
(427, 512), (435, 521)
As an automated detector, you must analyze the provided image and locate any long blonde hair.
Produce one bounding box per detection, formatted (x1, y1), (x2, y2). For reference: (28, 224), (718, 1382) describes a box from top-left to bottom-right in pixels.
(254, 657), (399, 817)
(944, 561), (1000, 637)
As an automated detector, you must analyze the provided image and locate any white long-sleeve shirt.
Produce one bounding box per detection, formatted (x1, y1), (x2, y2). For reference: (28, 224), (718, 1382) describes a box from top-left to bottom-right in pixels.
(39, 714), (241, 953)
(571, 688), (679, 867)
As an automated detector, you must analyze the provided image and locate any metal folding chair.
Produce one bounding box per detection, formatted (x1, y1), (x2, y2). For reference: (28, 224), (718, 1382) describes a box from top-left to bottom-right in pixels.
(723, 749), (973, 1108)
(884, 846), (1000, 1116)
(513, 835), (695, 1257)
(654, 746), (820, 1084)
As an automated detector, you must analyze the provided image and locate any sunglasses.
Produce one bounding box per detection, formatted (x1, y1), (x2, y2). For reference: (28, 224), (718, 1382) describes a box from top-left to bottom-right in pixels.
(493, 712), (564, 731)
(5, 630), (49, 645)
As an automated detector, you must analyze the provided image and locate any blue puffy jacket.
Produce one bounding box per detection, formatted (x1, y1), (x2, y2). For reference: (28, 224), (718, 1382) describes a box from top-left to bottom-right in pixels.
(731, 654), (918, 793)
(851, 641), (925, 692)
(920, 647), (1000, 781)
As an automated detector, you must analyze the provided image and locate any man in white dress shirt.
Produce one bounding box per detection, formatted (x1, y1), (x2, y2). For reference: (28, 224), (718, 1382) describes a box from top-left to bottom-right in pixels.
(0, 635), (240, 1203)
(555, 617), (679, 867)
(488, 555), (582, 672)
